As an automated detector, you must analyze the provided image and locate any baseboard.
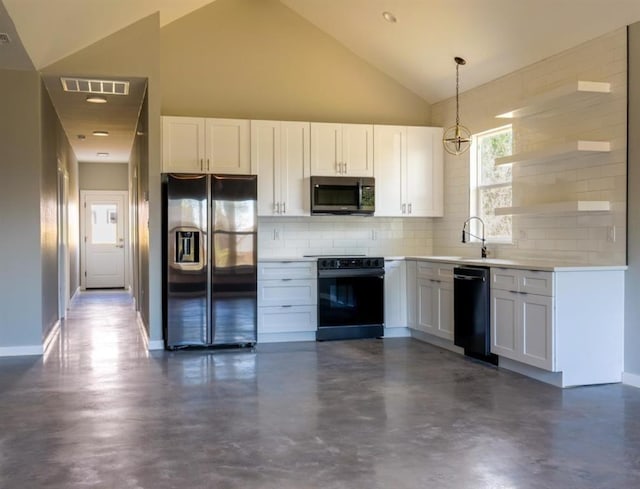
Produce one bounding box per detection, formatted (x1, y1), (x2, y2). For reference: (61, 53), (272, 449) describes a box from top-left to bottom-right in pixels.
(148, 340), (165, 350)
(0, 344), (44, 357)
(410, 329), (464, 354)
(498, 357), (564, 387)
(43, 320), (61, 353)
(258, 332), (315, 343)
(623, 372), (640, 388)
(70, 287), (81, 303)
(136, 312), (164, 351)
(382, 327), (411, 338)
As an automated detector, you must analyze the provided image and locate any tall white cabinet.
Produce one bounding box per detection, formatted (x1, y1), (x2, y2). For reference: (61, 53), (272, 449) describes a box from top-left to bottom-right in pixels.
(310, 123), (373, 176)
(250, 120), (310, 216)
(162, 116), (250, 174)
(374, 125), (444, 217)
(384, 260), (408, 334)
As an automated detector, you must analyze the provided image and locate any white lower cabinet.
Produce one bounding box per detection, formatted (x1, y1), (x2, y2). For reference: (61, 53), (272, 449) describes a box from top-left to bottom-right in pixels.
(257, 261), (317, 342)
(491, 286), (553, 370)
(413, 261), (454, 340)
(384, 260), (407, 332)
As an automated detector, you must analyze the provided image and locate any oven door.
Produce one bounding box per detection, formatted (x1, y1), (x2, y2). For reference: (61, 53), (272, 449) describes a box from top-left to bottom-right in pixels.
(317, 269), (384, 332)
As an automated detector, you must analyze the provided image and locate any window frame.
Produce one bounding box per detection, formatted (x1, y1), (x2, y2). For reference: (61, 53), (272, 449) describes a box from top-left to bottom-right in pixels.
(469, 124), (513, 244)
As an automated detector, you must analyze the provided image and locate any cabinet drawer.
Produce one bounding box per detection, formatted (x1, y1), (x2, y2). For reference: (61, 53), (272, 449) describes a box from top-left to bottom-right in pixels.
(519, 270), (553, 296)
(258, 305), (317, 333)
(417, 261), (454, 282)
(491, 268), (519, 291)
(416, 261), (435, 279)
(258, 261), (317, 280)
(258, 279), (317, 307)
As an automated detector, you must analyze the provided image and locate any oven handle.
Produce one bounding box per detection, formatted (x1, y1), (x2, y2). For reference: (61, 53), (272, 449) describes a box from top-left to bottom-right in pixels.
(318, 269), (385, 279)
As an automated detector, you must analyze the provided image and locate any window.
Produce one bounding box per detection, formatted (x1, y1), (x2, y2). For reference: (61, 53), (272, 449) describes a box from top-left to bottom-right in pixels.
(470, 125), (513, 243)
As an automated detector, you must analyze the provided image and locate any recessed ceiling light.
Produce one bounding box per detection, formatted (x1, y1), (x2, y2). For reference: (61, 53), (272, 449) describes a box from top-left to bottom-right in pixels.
(92, 130), (109, 137)
(382, 11), (397, 23)
(97, 152), (109, 157)
(86, 95), (107, 104)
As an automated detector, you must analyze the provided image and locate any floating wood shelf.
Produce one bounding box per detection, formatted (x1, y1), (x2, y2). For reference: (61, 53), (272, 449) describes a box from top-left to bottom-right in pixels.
(494, 200), (611, 216)
(495, 140), (611, 166)
(495, 81), (611, 119)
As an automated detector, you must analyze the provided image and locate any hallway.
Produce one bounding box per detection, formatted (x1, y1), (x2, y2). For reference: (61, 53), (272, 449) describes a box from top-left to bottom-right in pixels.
(0, 291), (639, 488)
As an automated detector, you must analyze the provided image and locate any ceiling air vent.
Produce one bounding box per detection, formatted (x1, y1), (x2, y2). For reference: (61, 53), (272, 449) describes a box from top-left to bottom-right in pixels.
(60, 77), (129, 96)
(0, 33), (11, 44)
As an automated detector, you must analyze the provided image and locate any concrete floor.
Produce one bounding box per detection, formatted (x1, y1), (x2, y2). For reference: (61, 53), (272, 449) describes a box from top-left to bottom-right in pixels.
(1, 291), (639, 488)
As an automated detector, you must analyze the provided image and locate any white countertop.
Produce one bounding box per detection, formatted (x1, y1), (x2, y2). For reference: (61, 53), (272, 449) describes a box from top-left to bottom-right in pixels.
(404, 256), (627, 272)
(258, 255), (626, 271)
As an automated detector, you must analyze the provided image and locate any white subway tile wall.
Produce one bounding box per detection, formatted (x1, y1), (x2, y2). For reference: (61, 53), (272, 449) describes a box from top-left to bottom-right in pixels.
(431, 28), (626, 265)
(258, 217), (434, 258)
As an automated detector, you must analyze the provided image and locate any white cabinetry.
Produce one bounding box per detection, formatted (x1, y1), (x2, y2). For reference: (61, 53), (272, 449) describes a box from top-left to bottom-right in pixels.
(374, 125), (443, 217)
(491, 267), (554, 370)
(414, 261), (454, 340)
(162, 116), (250, 174)
(310, 123), (373, 176)
(490, 265), (626, 387)
(251, 121), (310, 216)
(406, 260), (417, 330)
(384, 260), (408, 333)
(257, 261), (317, 342)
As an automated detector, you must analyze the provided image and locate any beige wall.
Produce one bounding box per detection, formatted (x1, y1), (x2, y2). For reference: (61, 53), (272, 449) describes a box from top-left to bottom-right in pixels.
(40, 82), (61, 338)
(0, 69), (44, 349)
(160, 0), (430, 125)
(431, 29), (626, 266)
(79, 162), (129, 191)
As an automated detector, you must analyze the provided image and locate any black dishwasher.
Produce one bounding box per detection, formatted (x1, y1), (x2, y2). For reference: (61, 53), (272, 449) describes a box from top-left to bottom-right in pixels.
(453, 266), (498, 364)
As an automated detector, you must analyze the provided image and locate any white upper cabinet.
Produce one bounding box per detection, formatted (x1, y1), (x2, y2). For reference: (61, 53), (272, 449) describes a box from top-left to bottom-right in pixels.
(374, 125), (443, 217)
(251, 120), (310, 216)
(310, 123), (373, 176)
(203, 118), (250, 174)
(162, 116), (250, 174)
(162, 116), (205, 173)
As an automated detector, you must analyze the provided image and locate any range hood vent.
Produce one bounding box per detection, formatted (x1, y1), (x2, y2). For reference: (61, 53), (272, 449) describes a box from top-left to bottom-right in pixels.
(60, 77), (129, 95)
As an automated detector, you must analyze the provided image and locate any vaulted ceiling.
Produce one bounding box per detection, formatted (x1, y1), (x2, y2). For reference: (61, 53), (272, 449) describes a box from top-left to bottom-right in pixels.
(2, 0), (640, 163)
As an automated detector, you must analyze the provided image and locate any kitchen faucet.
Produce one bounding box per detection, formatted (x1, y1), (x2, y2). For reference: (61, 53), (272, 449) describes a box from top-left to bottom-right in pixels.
(461, 216), (487, 258)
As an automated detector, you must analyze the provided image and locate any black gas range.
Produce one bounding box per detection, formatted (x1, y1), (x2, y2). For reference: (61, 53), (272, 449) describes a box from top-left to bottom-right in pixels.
(311, 255), (385, 341)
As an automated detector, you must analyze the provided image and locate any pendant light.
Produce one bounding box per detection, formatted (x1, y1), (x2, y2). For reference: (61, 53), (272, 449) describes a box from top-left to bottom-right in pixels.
(443, 57), (471, 156)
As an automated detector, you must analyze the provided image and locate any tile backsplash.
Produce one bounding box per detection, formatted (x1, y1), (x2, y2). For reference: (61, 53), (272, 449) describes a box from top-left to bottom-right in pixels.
(258, 216), (434, 258)
(431, 28), (627, 265)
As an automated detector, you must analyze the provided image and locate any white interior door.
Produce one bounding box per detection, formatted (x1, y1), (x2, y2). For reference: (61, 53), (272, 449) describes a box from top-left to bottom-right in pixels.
(82, 191), (126, 288)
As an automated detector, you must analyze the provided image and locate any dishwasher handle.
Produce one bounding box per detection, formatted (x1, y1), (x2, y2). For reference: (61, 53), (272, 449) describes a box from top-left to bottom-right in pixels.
(454, 274), (486, 282)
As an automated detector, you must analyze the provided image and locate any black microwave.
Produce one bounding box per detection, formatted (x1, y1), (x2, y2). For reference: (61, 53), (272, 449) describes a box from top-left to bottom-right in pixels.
(310, 176), (375, 215)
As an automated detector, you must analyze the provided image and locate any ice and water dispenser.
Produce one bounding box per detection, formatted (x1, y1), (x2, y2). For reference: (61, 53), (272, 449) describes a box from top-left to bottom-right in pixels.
(173, 228), (203, 269)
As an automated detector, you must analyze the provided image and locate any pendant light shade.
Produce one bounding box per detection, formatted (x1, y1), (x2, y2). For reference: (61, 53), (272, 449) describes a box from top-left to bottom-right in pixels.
(443, 57), (471, 156)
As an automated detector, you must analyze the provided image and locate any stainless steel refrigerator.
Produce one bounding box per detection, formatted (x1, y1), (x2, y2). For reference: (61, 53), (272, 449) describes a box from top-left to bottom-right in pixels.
(162, 173), (257, 349)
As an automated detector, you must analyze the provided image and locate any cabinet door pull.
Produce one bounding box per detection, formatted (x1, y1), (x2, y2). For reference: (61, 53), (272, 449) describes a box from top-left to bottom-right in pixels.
(281, 278), (293, 282)
(281, 305), (293, 308)
(207, 159), (210, 172)
(200, 158), (204, 171)
(402, 203), (407, 214)
(275, 202), (280, 214)
(408, 203), (412, 214)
